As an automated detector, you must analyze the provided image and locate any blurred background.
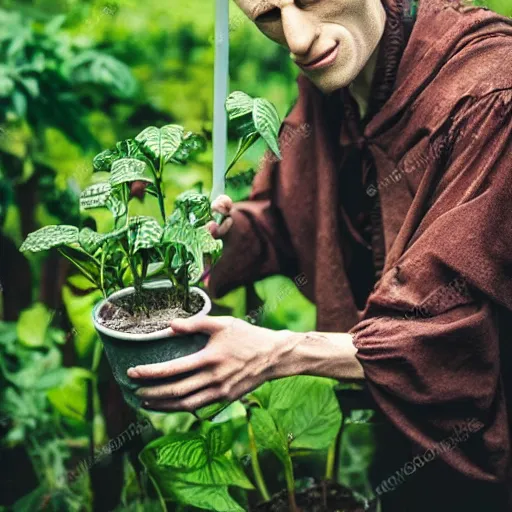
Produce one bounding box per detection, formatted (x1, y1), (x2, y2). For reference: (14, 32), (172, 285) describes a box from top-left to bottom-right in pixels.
(0, 0), (511, 511)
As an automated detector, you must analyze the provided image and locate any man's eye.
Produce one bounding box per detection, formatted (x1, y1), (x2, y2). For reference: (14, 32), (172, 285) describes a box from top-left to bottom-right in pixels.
(255, 7), (281, 23)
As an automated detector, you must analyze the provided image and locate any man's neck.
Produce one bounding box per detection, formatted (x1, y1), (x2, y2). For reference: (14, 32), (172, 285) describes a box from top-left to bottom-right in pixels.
(348, 43), (381, 119)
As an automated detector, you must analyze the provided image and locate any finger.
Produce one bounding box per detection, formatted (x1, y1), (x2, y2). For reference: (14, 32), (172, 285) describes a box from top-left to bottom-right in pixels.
(216, 216), (233, 237)
(127, 349), (212, 379)
(211, 195), (232, 215)
(205, 220), (219, 238)
(135, 370), (218, 400)
(169, 315), (223, 335)
(141, 386), (229, 413)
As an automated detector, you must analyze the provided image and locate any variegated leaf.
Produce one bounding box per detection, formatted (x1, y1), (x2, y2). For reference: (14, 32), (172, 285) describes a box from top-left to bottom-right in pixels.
(135, 125), (184, 164)
(105, 191), (127, 220)
(110, 158), (149, 187)
(253, 98), (282, 159)
(163, 219), (222, 283)
(20, 225), (79, 253)
(173, 191), (211, 227)
(171, 131), (207, 164)
(225, 91), (254, 120)
(115, 138), (144, 158)
(128, 216), (163, 254)
(79, 182), (112, 210)
(78, 228), (106, 253)
(93, 149), (119, 173)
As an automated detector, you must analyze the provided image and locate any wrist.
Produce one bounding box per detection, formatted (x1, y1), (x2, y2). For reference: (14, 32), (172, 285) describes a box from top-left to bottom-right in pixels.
(267, 330), (364, 381)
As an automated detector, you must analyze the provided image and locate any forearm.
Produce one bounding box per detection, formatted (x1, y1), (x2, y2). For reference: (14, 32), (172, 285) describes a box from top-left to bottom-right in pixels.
(270, 329), (365, 381)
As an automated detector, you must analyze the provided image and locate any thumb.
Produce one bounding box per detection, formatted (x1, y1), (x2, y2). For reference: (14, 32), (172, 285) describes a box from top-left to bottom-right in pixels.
(169, 315), (221, 335)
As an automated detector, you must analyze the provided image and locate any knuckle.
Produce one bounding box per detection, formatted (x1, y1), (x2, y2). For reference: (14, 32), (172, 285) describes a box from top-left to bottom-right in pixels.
(219, 383), (232, 399)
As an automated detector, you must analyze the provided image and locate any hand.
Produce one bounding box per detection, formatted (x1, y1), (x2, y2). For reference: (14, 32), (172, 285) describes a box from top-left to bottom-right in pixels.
(127, 316), (290, 412)
(206, 195), (233, 238)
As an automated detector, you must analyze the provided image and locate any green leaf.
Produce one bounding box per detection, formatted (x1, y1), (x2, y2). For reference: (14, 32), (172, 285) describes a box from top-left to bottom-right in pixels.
(168, 482), (244, 512)
(47, 368), (93, 422)
(128, 217), (163, 254)
(163, 219), (222, 283)
(110, 158), (150, 187)
(203, 421), (235, 457)
(253, 98), (282, 159)
(249, 408), (289, 464)
(171, 131), (207, 164)
(135, 125), (184, 164)
(268, 377), (342, 451)
(105, 190), (127, 222)
(172, 191), (212, 227)
(19, 225), (79, 253)
(16, 303), (52, 348)
(225, 91), (254, 120)
(80, 182), (112, 210)
(0, 74), (15, 97)
(226, 132), (260, 176)
(93, 149), (119, 173)
(116, 138), (144, 159)
(176, 453), (253, 490)
(78, 228), (106, 254)
(154, 432), (208, 470)
(62, 285), (103, 358)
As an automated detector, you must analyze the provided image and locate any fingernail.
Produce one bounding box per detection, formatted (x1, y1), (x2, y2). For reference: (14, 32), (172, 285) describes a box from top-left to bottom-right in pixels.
(127, 367), (139, 377)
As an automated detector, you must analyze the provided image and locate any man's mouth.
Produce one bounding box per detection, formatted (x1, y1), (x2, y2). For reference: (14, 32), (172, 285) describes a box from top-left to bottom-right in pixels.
(298, 43), (340, 70)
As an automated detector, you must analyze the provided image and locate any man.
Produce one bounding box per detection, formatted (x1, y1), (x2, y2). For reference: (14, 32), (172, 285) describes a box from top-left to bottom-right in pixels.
(128, 0), (512, 509)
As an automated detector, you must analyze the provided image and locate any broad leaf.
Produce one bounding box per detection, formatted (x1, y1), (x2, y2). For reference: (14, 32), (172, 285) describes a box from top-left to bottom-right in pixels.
(225, 91), (254, 120)
(78, 228), (106, 254)
(93, 149), (119, 172)
(19, 225), (79, 253)
(135, 125), (184, 164)
(163, 219), (221, 283)
(176, 453), (253, 490)
(105, 190), (127, 222)
(110, 158), (150, 187)
(203, 421), (235, 458)
(80, 182), (112, 210)
(249, 408), (289, 464)
(267, 377), (342, 451)
(116, 138), (144, 158)
(253, 98), (282, 159)
(16, 303), (52, 348)
(128, 216), (163, 254)
(154, 432), (208, 470)
(172, 190), (212, 227)
(171, 131), (207, 164)
(168, 482), (244, 512)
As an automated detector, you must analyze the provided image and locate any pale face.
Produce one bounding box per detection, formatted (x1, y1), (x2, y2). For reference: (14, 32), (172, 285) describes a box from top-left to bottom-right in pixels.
(234, 0), (387, 94)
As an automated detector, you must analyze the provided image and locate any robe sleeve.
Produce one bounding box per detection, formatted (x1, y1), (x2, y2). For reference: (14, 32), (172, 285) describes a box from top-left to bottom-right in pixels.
(350, 89), (512, 482)
(207, 122), (302, 300)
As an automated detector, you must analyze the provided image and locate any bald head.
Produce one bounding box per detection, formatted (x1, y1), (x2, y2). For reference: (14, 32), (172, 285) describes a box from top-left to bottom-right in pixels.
(234, 0), (386, 94)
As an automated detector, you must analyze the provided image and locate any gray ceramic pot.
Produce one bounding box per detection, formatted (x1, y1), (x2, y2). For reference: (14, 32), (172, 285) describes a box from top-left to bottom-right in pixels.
(92, 280), (225, 418)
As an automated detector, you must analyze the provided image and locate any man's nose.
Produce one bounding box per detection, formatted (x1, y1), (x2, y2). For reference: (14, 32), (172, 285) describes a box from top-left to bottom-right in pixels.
(281, 6), (318, 57)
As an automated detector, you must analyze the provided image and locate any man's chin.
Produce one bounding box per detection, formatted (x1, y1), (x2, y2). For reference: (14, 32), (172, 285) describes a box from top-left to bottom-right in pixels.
(304, 74), (350, 94)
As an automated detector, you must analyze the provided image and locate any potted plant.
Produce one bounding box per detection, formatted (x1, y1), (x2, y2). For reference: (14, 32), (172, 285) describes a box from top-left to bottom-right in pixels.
(18, 91), (282, 419)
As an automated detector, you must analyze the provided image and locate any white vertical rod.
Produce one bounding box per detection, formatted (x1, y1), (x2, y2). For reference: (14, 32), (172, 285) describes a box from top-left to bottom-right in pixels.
(211, 0), (229, 199)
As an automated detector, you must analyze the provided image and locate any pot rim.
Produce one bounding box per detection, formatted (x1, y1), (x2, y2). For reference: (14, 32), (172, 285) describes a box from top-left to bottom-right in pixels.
(92, 279), (211, 342)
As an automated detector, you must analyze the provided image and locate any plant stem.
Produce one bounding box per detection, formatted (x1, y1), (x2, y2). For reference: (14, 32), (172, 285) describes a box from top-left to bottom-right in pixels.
(155, 177), (166, 222)
(325, 437), (336, 481)
(247, 422), (270, 502)
(284, 457), (298, 512)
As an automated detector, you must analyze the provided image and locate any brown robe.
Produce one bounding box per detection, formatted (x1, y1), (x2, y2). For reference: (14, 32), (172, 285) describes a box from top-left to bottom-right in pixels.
(209, 0), (512, 509)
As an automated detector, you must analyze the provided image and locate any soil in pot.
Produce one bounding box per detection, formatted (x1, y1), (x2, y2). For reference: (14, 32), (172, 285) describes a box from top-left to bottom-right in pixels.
(254, 481), (368, 512)
(97, 288), (204, 334)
